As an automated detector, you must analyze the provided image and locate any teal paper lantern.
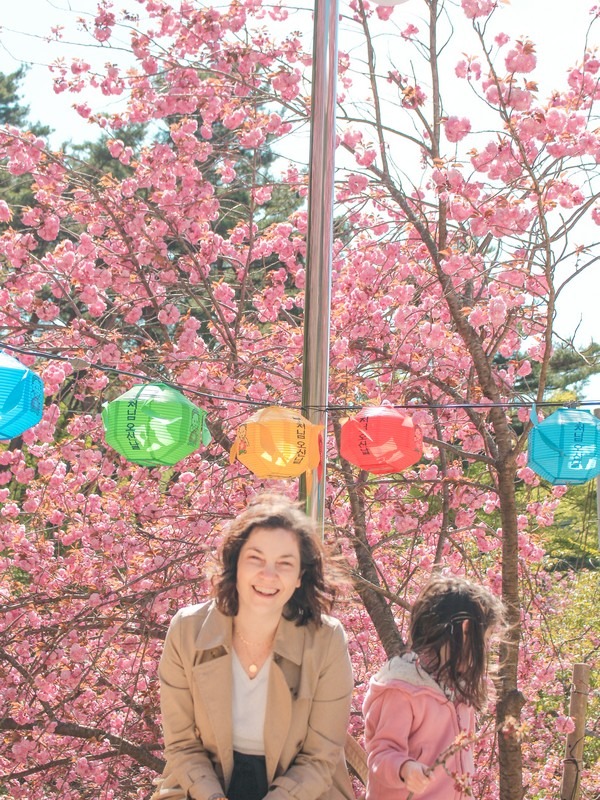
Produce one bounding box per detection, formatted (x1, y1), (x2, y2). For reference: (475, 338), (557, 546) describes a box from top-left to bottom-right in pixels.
(0, 351), (44, 439)
(527, 407), (600, 485)
(102, 382), (211, 466)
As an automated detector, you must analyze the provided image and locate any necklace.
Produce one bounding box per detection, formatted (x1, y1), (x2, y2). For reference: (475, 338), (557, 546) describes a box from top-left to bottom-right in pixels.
(234, 626), (275, 677)
(236, 629), (268, 647)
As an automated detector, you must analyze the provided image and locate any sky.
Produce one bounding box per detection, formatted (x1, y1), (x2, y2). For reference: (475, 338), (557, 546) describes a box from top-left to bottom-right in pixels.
(0, 0), (599, 401)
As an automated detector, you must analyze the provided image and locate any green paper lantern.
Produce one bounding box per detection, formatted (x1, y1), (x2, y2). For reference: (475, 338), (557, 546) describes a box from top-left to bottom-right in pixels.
(102, 383), (211, 466)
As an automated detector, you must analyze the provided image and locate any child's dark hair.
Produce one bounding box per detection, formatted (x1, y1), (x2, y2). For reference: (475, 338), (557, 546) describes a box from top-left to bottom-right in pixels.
(409, 576), (507, 710)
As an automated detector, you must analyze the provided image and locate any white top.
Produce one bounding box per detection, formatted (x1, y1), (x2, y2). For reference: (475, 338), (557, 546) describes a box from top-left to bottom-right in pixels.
(231, 650), (271, 755)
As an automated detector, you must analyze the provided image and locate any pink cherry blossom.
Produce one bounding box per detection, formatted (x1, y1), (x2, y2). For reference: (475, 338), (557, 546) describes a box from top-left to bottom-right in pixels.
(0, 199), (12, 221)
(461, 0), (496, 19)
(505, 41), (537, 73)
(348, 173), (369, 192)
(157, 304), (181, 325)
(38, 215), (60, 241)
(555, 716), (576, 735)
(444, 116), (472, 142)
(355, 147), (377, 167)
(253, 185), (273, 204)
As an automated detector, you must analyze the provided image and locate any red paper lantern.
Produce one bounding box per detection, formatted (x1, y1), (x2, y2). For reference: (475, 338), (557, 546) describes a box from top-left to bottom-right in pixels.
(340, 406), (423, 474)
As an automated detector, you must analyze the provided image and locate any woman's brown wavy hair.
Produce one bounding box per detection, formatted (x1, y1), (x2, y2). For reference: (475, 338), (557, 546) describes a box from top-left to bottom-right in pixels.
(213, 493), (337, 625)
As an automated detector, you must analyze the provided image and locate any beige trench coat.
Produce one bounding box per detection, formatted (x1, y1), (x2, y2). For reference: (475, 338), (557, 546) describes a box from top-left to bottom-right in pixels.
(152, 600), (355, 800)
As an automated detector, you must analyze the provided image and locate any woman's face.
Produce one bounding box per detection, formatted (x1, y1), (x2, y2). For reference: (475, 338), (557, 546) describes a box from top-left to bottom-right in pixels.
(236, 526), (302, 618)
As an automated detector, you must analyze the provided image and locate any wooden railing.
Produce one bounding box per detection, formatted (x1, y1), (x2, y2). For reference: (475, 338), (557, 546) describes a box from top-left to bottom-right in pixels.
(345, 733), (368, 787)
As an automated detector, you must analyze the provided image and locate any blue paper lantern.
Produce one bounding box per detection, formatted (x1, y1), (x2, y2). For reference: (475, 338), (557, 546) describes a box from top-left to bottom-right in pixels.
(527, 407), (600, 485)
(0, 352), (44, 440)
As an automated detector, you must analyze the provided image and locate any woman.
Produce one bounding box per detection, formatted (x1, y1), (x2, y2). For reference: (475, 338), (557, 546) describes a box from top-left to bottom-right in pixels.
(153, 493), (355, 800)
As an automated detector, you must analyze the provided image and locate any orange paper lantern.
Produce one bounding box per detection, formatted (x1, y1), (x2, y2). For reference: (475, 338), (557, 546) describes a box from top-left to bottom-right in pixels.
(230, 406), (322, 479)
(340, 406), (423, 474)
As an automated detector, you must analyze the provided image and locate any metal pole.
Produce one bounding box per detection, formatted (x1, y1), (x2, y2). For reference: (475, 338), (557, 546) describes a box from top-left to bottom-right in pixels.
(300, 0), (339, 530)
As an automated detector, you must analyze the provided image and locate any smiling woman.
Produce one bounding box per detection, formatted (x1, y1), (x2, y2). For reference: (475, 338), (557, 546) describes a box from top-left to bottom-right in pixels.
(234, 526), (303, 672)
(153, 493), (355, 800)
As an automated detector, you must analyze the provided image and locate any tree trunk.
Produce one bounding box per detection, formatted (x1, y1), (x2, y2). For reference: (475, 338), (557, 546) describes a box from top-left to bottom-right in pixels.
(333, 418), (404, 658)
(496, 462), (525, 800)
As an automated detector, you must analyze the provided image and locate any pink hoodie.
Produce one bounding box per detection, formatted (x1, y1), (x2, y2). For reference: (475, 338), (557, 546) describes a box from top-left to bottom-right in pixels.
(362, 654), (475, 800)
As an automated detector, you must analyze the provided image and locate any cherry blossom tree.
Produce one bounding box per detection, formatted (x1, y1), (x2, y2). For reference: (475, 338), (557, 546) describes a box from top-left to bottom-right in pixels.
(1, 1), (599, 799)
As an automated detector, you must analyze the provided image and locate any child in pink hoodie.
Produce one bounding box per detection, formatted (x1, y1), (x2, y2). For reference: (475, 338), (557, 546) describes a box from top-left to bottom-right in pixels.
(363, 576), (506, 800)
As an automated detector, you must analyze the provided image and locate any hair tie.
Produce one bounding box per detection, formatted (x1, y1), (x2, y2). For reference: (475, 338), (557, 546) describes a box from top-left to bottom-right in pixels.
(446, 612), (475, 628)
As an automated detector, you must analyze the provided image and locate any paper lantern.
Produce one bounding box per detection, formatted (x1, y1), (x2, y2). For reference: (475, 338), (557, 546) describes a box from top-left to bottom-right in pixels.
(527, 407), (600, 485)
(102, 382), (211, 466)
(0, 351), (44, 439)
(230, 406), (322, 479)
(371, 0), (409, 6)
(340, 406), (423, 474)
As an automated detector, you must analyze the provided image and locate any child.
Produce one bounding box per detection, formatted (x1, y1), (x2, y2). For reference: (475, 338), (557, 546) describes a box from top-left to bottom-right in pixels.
(362, 576), (506, 800)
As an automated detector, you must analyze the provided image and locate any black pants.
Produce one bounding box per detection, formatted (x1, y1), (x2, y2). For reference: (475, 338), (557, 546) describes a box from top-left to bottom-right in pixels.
(227, 751), (268, 800)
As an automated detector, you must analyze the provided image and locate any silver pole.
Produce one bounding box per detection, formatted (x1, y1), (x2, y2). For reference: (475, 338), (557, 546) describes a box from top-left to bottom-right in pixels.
(300, 0), (339, 529)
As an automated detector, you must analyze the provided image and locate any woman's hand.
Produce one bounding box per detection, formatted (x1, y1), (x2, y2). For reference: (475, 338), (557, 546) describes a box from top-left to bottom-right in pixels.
(399, 760), (431, 794)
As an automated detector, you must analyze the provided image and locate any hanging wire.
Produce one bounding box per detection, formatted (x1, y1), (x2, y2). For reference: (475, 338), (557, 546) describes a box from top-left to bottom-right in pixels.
(1, 341), (598, 413)
(0, 342), (272, 408)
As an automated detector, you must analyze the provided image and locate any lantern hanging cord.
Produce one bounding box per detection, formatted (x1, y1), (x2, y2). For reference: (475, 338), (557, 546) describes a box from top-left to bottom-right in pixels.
(1, 342), (599, 413)
(0, 342), (271, 409)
